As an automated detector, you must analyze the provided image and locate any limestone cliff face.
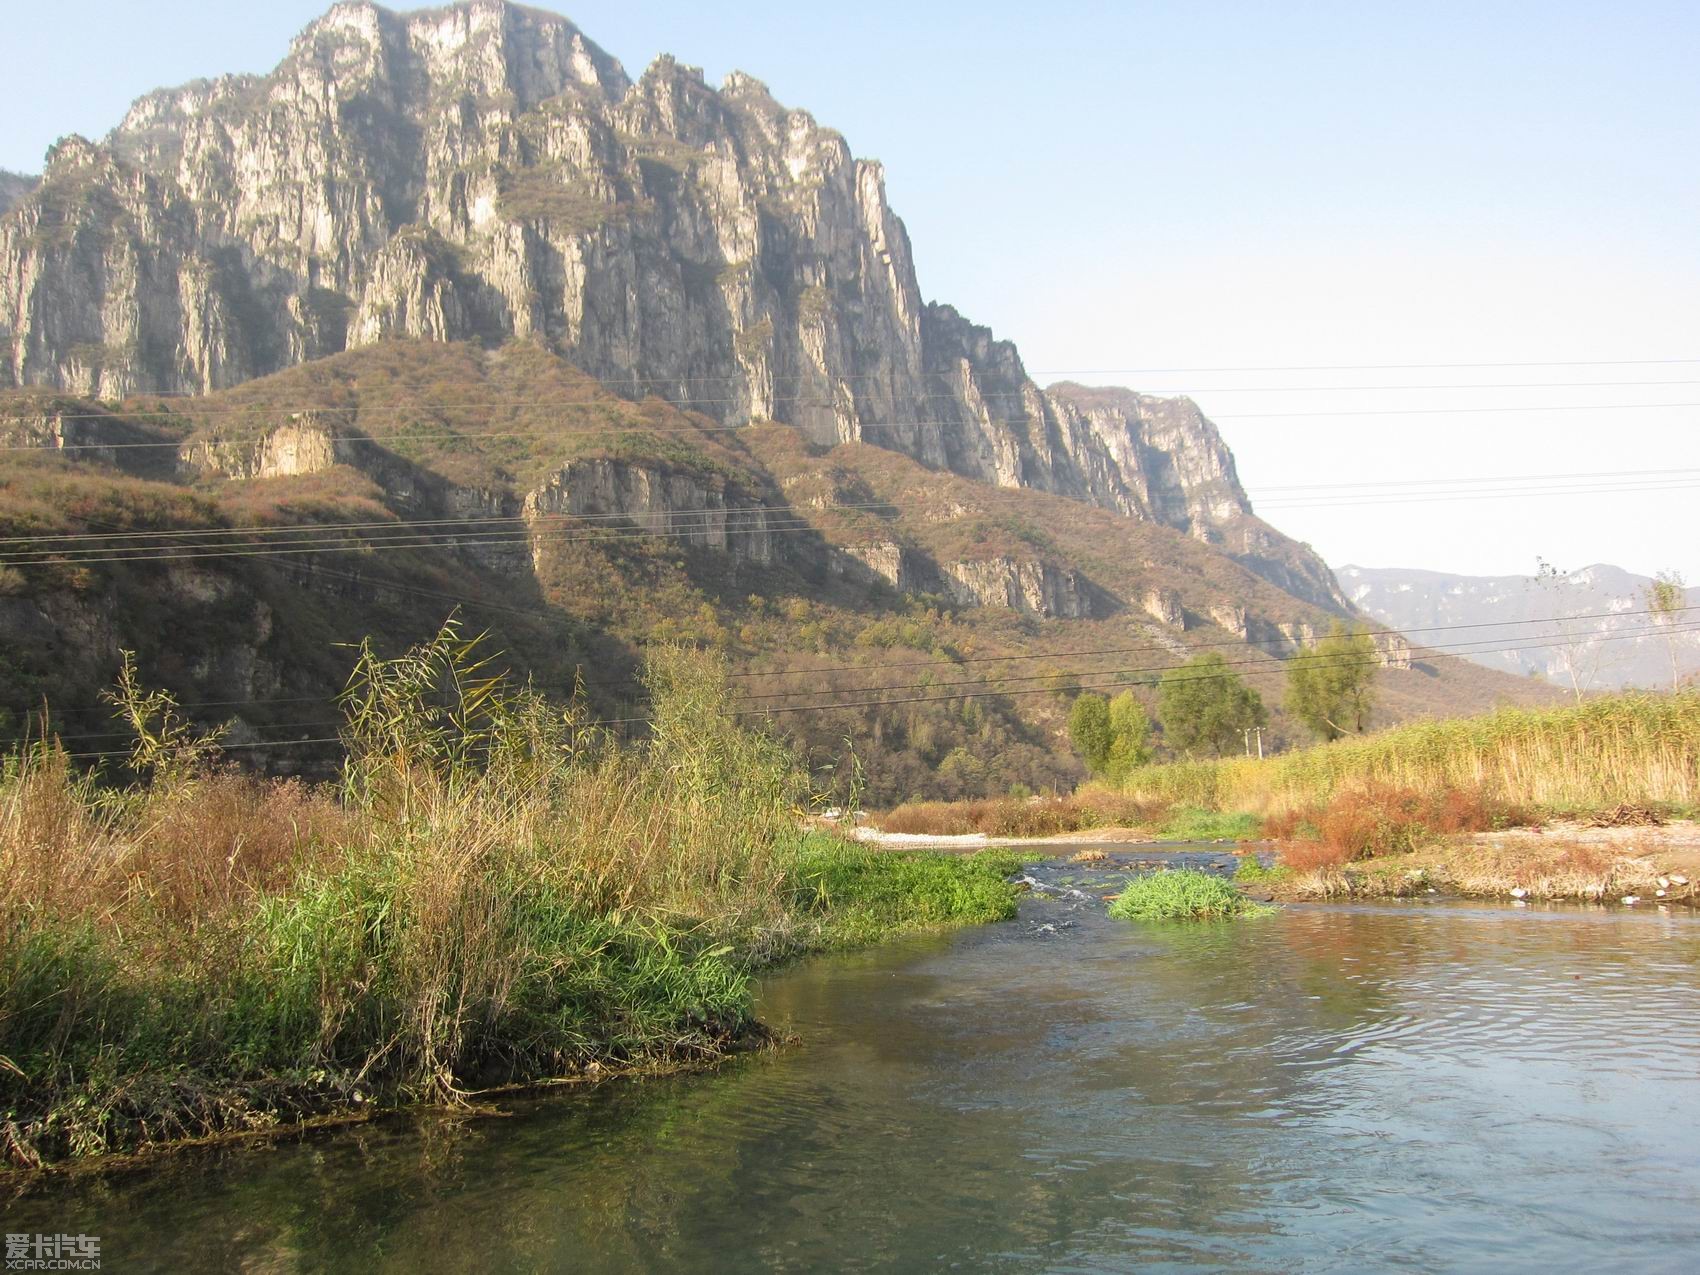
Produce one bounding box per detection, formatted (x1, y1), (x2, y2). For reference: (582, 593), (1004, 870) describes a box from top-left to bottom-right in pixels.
(524, 457), (776, 564)
(0, 0), (1346, 611)
(177, 415), (351, 480)
(940, 558), (1092, 619)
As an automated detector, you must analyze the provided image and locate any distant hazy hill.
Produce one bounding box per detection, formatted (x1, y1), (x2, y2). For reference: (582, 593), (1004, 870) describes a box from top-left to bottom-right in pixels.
(1336, 563), (1699, 691)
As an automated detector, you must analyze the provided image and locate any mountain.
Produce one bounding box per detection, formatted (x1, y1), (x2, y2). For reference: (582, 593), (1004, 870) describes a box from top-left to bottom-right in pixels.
(0, 171), (37, 216)
(0, 0), (1345, 610)
(0, 2), (1552, 799)
(1337, 563), (1699, 691)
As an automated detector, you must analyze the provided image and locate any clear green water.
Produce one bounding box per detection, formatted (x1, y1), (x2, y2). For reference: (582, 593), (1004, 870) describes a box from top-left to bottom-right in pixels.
(8, 861), (1700, 1272)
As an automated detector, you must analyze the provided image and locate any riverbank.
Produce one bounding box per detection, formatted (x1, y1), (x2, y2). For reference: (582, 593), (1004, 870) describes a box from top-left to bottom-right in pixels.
(0, 635), (1021, 1173)
(12, 860), (1697, 1272)
(1241, 820), (1700, 905)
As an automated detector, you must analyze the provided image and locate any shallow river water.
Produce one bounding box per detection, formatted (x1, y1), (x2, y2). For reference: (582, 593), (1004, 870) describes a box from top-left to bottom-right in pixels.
(8, 850), (1700, 1272)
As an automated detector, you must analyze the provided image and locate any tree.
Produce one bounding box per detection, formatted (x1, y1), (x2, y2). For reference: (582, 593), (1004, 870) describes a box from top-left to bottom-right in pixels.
(1068, 693), (1113, 773)
(1645, 569), (1688, 690)
(1286, 622), (1378, 741)
(1157, 654), (1267, 758)
(1105, 690), (1154, 777)
(1071, 688), (1156, 778)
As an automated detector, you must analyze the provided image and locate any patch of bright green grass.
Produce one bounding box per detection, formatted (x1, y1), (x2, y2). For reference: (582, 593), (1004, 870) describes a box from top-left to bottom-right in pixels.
(1160, 806), (1262, 842)
(789, 836), (1021, 948)
(1107, 869), (1274, 921)
(1233, 855), (1292, 885)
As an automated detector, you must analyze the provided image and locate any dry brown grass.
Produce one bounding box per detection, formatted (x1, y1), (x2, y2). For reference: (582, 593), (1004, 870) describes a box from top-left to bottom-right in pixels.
(0, 749), (350, 927)
(877, 791), (1161, 839)
(1123, 692), (1700, 816)
(1276, 837), (1678, 903)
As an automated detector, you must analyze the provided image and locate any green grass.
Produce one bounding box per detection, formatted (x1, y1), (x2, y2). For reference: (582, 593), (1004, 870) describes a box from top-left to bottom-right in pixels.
(1159, 806), (1262, 841)
(1107, 869), (1274, 922)
(1233, 855), (1292, 885)
(787, 838), (1021, 948)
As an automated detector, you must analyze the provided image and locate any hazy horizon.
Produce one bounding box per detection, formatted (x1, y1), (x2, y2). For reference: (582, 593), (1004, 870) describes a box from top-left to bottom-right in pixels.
(8, 0), (1697, 580)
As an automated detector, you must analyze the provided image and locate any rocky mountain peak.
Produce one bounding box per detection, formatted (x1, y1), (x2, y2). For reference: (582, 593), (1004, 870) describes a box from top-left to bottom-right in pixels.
(0, 0), (1347, 612)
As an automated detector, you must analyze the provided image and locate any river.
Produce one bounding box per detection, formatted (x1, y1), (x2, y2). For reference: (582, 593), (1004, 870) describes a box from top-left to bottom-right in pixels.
(7, 850), (1699, 1272)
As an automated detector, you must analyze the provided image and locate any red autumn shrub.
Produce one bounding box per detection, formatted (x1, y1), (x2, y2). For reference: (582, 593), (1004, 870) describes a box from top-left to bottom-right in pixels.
(1277, 840), (1355, 872)
(1269, 784), (1532, 864)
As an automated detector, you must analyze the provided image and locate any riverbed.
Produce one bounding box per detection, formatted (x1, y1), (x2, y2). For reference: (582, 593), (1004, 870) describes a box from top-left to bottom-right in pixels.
(7, 850), (1699, 1271)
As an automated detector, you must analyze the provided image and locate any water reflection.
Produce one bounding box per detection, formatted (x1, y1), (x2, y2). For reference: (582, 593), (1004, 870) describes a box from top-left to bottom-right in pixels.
(8, 889), (1700, 1272)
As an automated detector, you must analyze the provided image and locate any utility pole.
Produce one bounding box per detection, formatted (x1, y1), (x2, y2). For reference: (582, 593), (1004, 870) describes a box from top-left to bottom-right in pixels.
(1243, 726), (1264, 760)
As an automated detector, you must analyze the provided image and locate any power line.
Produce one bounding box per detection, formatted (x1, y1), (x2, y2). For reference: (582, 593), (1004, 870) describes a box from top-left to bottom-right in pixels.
(1255, 465), (1700, 492)
(738, 624), (1700, 719)
(82, 357), (1700, 403)
(49, 618), (1693, 759)
(38, 602), (1685, 737)
(19, 376), (1700, 424)
(732, 618), (1699, 707)
(1260, 479), (1700, 511)
(11, 399), (1700, 450)
(7, 462), (1697, 568)
(6, 463), (1696, 550)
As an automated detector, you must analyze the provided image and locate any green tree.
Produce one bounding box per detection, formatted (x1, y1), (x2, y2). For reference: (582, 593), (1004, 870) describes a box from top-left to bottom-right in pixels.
(1105, 690), (1154, 777)
(1286, 623), (1378, 741)
(1157, 654), (1267, 758)
(1068, 693), (1113, 773)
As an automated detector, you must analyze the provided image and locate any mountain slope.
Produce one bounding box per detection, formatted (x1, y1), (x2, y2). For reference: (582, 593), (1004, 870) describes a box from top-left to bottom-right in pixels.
(0, 0), (1344, 611)
(1338, 563), (1699, 691)
(0, 339), (1554, 801)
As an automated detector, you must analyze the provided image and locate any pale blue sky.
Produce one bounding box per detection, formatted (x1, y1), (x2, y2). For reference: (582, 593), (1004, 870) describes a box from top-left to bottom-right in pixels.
(8, 1), (1699, 578)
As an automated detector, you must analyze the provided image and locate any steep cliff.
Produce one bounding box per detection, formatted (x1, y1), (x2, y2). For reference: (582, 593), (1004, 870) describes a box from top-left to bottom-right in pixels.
(0, 0), (1343, 607)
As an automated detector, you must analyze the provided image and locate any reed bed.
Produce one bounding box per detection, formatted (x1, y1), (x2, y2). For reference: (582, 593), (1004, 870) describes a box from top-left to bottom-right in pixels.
(0, 626), (1015, 1168)
(876, 791), (1160, 838)
(1118, 692), (1700, 817)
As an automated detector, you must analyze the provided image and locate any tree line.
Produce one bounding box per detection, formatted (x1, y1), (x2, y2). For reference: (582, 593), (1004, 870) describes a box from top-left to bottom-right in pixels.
(1068, 623), (1378, 777)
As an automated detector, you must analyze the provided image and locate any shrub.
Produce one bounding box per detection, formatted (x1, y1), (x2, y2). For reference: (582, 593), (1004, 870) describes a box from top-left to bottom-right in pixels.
(1276, 841), (1355, 873)
(1107, 869), (1273, 921)
(1270, 783), (1530, 863)
(0, 630), (1032, 1167)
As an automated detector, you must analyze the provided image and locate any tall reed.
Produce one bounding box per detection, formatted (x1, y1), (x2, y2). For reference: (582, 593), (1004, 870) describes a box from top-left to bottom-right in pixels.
(1118, 692), (1700, 815)
(0, 626), (799, 1164)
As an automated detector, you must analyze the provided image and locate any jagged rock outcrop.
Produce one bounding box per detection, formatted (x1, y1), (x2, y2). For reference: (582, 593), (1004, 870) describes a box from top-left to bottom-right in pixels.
(0, 0), (1347, 614)
(1208, 602), (1249, 640)
(1141, 587), (1185, 628)
(942, 557), (1091, 619)
(178, 414), (350, 479)
(846, 541), (926, 594)
(524, 457), (775, 564)
(1376, 632), (1413, 670)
